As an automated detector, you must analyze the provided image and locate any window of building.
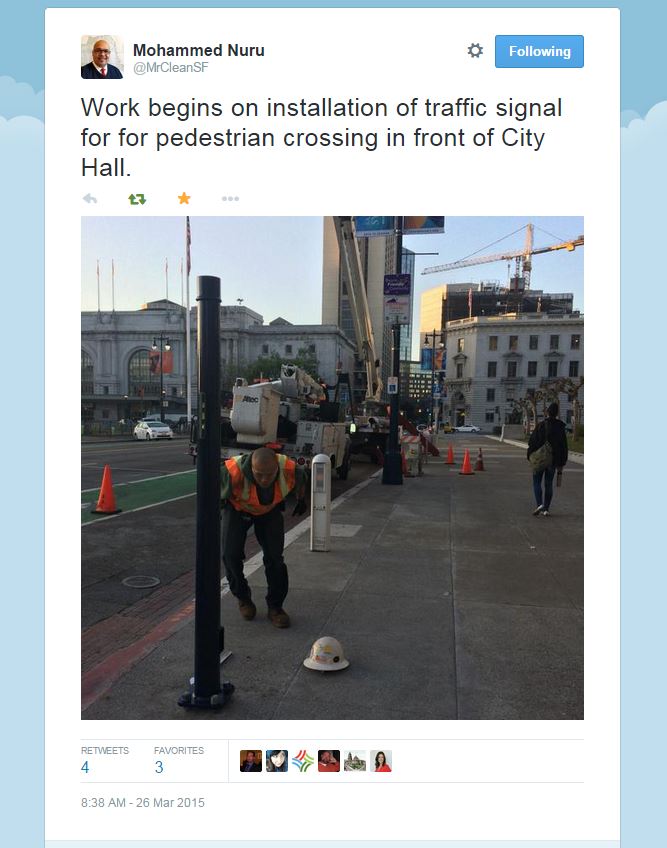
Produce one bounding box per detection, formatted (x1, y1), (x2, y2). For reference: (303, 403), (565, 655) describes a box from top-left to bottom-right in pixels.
(102, 409), (109, 419)
(527, 361), (537, 377)
(488, 336), (498, 351)
(261, 343), (269, 354)
(509, 335), (518, 351)
(456, 363), (463, 379)
(569, 360), (580, 377)
(457, 338), (464, 353)
(81, 349), (94, 393)
(308, 343), (316, 353)
(171, 387), (178, 397)
(529, 335), (539, 350)
(487, 361), (497, 378)
(102, 385), (109, 395)
(571, 334), (581, 350)
(550, 334), (559, 350)
(128, 349), (157, 397)
(285, 344), (293, 355)
(486, 388), (495, 402)
(548, 361), (559, 378)
(485, 411), (495, 423)
(507, 361), (517, 378)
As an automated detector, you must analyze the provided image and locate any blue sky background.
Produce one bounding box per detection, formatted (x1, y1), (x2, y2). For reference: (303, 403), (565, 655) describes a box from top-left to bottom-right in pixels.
(0, 3), (664, 848)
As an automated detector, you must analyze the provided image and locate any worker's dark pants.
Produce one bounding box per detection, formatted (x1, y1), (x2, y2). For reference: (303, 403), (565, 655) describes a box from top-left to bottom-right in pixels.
(222, 505), (288, 610)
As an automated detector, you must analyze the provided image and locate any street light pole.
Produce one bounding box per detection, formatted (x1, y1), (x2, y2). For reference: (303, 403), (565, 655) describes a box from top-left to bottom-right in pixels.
(382, 216), (404, 485)
(152, 333), (171, 422)
(429, 328), (436, 430)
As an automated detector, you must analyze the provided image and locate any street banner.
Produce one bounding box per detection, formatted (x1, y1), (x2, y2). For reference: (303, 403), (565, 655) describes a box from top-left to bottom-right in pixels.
(403, 216), (445, 234)
(434, 348), (445, 370)
(384, 272), (411, 324)
(148, 349), (173, 375)
(354, 216), (395, 237)
(384, 295), (410, 324)
(421, 347), (433, 371)
(383, 273), (411, 296)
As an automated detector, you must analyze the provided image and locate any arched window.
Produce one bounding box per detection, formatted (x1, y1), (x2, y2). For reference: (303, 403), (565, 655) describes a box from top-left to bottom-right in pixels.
(81, 349), (94, 394)
(128, 350), (159, 397)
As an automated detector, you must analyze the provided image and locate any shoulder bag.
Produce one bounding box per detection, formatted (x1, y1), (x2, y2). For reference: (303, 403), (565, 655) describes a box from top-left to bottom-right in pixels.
(529, 421), (553, 473)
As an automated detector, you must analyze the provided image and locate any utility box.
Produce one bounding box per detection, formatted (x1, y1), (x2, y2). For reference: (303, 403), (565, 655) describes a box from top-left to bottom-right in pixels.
(310, 453), (331, 552)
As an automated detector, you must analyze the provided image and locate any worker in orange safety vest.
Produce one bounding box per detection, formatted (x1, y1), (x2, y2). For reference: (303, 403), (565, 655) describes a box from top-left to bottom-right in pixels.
(221, 447), (308, 628)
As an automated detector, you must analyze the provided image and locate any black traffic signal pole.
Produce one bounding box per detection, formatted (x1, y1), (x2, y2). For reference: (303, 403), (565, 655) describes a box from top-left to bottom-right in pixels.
(382, 217), (404, 485)
(179, 275), (234, 709)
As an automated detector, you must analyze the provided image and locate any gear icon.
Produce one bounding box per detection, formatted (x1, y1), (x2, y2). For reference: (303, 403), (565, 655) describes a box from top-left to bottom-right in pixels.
(467, 43), (483, 58)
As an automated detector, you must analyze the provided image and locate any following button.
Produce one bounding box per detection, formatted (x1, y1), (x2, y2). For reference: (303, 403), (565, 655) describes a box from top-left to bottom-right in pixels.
(496, 35), (584, 68)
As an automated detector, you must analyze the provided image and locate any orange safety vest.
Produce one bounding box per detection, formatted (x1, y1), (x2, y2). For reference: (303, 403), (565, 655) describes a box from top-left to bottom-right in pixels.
(225, 454), (296, 516)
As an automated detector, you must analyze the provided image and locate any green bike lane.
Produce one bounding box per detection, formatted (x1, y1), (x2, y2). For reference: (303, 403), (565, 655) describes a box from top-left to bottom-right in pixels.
(82, 469), (196, 524)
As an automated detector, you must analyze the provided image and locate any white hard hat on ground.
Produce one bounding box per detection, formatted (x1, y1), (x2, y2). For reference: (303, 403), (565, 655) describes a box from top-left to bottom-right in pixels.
(303, 636), (350, 671)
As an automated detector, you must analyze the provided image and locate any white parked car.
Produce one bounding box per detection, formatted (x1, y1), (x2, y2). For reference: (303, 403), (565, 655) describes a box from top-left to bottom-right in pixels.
(133, 420), (174, 441)
(454, 424), (481, 433)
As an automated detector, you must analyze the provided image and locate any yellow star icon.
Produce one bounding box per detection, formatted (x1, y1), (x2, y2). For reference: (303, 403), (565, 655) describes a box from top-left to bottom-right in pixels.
(178, 191), (191, 205)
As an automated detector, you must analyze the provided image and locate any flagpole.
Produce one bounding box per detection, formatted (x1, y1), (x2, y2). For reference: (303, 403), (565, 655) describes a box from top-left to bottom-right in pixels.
(180, 257), (184, 309)
(96, 259), (101, 313)
(185, 217), (192, 422)
(111, 259), (115, 313)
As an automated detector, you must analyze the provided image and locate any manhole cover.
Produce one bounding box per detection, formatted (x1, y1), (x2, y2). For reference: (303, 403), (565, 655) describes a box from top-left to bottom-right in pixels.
(122, 575), (161, 589)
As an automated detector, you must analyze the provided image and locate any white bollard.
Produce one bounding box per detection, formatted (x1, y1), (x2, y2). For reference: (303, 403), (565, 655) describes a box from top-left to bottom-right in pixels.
(310, 453), (331, 552)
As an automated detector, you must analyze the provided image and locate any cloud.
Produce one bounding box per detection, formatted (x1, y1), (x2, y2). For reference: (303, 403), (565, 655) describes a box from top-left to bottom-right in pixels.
(620, 109), (641, 127)
(0, 76), (44, 120)
(622, 100), (667, 231)
(620, 100), (666, 400)
(621, 100), (667, 166)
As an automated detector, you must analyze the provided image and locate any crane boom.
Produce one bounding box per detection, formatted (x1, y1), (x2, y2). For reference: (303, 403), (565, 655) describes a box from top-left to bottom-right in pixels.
(422, 232), (584, 275)
(333, 217), (383, 401)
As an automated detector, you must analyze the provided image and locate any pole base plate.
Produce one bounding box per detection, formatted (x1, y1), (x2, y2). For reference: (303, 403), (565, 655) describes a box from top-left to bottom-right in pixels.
(178, 680), (235, 710)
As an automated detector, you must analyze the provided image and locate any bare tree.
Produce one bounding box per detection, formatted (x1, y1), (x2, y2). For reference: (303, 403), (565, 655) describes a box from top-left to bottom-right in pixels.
(542, 376), (584, 429)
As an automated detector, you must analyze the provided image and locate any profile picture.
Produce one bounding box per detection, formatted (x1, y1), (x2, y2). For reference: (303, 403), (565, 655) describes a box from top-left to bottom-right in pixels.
(239, 749), (262, 772)
(343, 750), (367, 772)
(81, 35), (124, 79)
(317, 750), (340, 772)
(371, 750), (392, 772)
(265, 749), (288, 772)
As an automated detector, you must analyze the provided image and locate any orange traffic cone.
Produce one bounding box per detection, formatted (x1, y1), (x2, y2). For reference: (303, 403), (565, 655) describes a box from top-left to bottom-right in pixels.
(91, 464), (122, 514)
(459, 449), (475, 476)
(474, 448), (485, 472)
(445, 444), (455, 465)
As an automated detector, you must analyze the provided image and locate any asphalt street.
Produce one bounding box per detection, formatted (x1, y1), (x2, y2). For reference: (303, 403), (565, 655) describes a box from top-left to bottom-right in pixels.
(82, 437), (194, 490)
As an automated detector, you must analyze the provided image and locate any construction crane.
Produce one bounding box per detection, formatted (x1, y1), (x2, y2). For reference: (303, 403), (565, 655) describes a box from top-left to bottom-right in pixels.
(421, 224), (584, 290)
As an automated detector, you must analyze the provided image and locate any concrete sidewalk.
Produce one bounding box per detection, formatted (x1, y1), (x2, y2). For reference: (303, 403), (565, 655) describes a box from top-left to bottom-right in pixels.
(82, 437), (583, 721)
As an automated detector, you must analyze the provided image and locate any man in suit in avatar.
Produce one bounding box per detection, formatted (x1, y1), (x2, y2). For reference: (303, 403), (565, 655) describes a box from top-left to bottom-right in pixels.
(81, 40), (123, 79)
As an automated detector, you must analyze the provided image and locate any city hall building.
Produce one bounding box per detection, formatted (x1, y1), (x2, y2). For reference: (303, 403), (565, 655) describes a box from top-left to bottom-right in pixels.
(81, 299), (355, 423)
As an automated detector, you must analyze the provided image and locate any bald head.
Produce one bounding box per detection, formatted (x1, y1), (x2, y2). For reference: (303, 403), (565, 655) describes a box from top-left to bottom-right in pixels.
(251, 448), (278, 487)
(92, 40), (111, 68)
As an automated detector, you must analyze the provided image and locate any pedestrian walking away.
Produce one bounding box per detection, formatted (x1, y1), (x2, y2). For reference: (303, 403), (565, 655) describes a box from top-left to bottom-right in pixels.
(527, 402), (569, 516)
(221, 447), (308, 628)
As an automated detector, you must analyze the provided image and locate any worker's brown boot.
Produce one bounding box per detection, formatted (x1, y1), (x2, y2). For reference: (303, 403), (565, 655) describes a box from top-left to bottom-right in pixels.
(267, 607), (291, 628)
(238, 598), (257, 621)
